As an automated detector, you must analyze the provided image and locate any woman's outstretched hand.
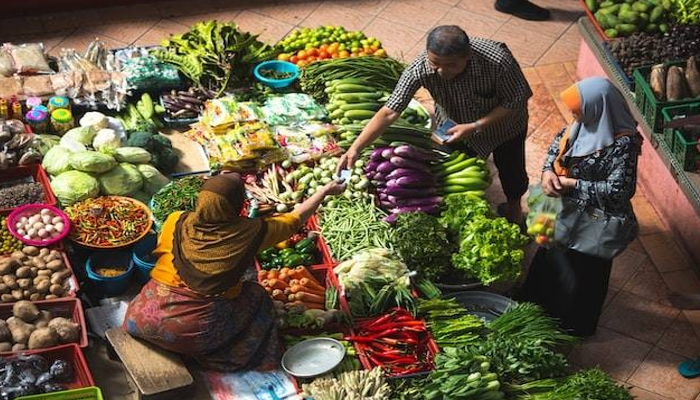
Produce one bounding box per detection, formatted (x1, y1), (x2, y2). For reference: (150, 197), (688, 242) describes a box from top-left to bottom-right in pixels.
(541, 170), (563, 197)
(322, 180), (346, 196)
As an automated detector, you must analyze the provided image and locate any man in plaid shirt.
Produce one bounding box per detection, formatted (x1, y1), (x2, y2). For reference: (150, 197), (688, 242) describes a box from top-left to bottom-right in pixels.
(338, 25), (533, 225)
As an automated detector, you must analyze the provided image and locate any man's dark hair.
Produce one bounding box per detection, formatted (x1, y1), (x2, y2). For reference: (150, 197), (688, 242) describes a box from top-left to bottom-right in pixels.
(426, 25), (471, 57)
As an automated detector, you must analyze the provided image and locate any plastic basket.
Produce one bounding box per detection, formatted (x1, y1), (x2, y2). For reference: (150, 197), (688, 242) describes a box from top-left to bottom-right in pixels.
(85, 251), (135, 297)
(7, 204), (71, 247)
(0, 165), (57, 213)
(661, 102), (700, 149)
(0, 244), (81, 298)
(0, 298), (88, 354)
(661, 103), (700, 171)
(579, 0), (613, 40)
(17, 387), (103, 400)
(11, 344), (95, 389)
(633, 62), (699, 133)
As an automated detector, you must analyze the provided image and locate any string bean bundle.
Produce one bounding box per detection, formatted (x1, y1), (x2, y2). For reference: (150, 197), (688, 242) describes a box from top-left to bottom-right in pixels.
(319, 197), (394, 261)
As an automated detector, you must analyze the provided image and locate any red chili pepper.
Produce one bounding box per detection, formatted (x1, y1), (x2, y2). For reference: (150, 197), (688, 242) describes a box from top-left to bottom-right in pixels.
(344, 335), (375, 343)
(366, 352), (383, 367)
(393, 365), (429, 375)
(363, 320), (425, 332)
(363, 311), (396, 329)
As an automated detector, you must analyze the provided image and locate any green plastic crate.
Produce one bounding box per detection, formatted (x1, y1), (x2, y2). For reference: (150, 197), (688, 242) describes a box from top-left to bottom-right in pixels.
(661, 102), (700, 149)
(673, 130), (700, 172)
(16, 387), (103, 400)
(633, 62), (699, 133)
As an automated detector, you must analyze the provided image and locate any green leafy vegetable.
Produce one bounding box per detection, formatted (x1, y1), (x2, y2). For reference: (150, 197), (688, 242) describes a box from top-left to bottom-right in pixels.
(391, 212), (454, 281)
(417, 298), (485, 348)
(451, 215), (528, 285)
(423, 347), (503, 400)
(489, 303), (577, 346)
(511, 369), (632, 400)
(439, 194), (493, 237)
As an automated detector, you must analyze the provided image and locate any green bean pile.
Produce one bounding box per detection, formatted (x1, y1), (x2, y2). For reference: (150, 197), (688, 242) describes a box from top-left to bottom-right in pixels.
(319, 197), (394, 261)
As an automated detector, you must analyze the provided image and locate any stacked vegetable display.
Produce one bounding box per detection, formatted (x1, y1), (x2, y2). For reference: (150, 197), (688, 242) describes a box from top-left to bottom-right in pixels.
(366, 144), (441, 219)
(649, 55), (700, 101)
(277, 26), (386, 67)
(435, 151), (490, 198)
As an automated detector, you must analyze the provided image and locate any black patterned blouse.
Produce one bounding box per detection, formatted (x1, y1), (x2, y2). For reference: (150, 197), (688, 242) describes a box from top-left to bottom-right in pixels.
(542, 129), (642, 220)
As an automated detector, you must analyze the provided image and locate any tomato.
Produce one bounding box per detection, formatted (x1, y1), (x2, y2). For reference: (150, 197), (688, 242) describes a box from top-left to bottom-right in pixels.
(339, 50), (350, 58)
(319, 44), (329, 51)
(288, 55), (298, 64)
(535, 235), (549, 245)
(331, 54), (339, 58)
(370, 44), (380, 51)
(364, 47), (374, 55)
(307, 56), (317, 63)
(277, 53), (291, 61)
(319, 50), (331, 59)
(357, 51), (367, 57)
(328, 43), (340, 53)
(297, 50), (307, 60)
(296, 60), (308, 67)
(307, 48), (319, 57)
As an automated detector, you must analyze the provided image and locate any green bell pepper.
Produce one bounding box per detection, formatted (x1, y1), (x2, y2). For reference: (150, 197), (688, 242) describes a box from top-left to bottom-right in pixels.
(258, 248), (278, 262)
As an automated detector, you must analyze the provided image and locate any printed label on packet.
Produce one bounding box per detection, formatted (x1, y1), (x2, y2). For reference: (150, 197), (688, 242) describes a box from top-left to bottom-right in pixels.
(435, 119), (457, 143)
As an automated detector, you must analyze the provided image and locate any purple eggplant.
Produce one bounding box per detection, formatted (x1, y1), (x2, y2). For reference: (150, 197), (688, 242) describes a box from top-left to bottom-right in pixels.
(374, 172), (388, 181)
(365, 171), (377, 180)
(394, 145), (439, 162)
(377, 161), (396, 174)
(384, 213), (399, 225)
(378, 192), (389, 200)
(384, 186), (437, 197)
(387, 168), (432, 180)
(396, 175), (435, 188)
(364, 161), (381, 173)
(390, 156), (431, 174)
(391, 204), (440, 214)
(370, 148), (385, 162)
(381, 148), (395, 160)
(388, 195), (442, 207)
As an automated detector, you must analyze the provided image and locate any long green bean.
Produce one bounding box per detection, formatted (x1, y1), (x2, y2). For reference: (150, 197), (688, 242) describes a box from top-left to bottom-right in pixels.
(319, 197), (394, 261)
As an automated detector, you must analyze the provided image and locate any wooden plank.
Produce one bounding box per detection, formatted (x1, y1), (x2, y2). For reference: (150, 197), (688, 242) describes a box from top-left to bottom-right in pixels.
(106, 328), (193, 396)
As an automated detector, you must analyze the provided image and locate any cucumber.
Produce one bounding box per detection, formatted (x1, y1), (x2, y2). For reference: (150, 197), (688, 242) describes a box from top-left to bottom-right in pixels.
(326, 103), (340, 112)
(340, 102), (381, 111)
(344, 109), (377, 119)
(443, 177), (489, 189)
(333, 92), (383, 102)
(330, 109), (345, 119)
(330, 78), (371, 86)
(437, 157), (478, 176)
(339, 117), (352, 124)
(334, 83), (378, 93)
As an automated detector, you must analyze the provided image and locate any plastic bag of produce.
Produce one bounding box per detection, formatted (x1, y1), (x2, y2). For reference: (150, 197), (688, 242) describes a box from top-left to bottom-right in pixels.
(6, 43), (52, 74)
(51, 170), (99, 206)
(0, 47), (15, 77)
(42, 146), (73, 176)
(63, 126), (96, 146)
(114, 147), (151, 164)
(99, 163), (143, 196)
(93, 129), (121, 151)
(526, 185), (562, 247)
(136, 164), (170, 195)
(69, 150), (117, 173)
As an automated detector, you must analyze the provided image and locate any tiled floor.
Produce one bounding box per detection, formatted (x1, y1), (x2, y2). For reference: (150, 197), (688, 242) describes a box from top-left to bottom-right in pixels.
(3, 0), (700, 398)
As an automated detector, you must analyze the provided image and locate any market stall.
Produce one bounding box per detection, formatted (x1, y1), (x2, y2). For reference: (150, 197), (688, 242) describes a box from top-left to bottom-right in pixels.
(572, 4), (700, 266)
(0, 18), (640, 400)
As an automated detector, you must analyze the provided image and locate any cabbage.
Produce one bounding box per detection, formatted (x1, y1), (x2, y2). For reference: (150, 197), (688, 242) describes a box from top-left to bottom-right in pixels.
(79, 112), (108, 130)
(129, 190), (151, 204)
(62, 126), (96, 146)
(59, 136), (87, 153)
(51, 170), (99, 206)
(42, 146), (73, 176)
(99, 163), (143, 196)
(114, 147), (152, 164)
(69, 151), (117, 173)
(93, 129), (121, 151)
(137, 164), (170, 195)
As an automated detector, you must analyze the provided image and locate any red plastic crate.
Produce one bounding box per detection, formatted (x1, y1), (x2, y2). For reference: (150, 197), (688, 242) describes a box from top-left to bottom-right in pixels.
(255, 217), (333, 270)
(0, 164), (57, 213)
(0, 243), (81, 297)
(352, 315), (439, 378)
(0, 298), (87, 354)
(9, 344), (95, 389)
(579, 0), (613, 40)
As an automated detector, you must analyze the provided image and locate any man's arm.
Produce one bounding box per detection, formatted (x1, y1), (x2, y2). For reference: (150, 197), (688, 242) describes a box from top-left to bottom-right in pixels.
(338, 107), (401, 170)
(445, 105), (514, 143)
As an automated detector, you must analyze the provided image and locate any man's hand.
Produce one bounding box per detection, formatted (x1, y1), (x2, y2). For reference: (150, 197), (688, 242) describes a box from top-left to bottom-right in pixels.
(336, 148), (359, 174)
(321, 180), (346, 196)
(541, 170), (563, 197)
(445, 123), (477, 144)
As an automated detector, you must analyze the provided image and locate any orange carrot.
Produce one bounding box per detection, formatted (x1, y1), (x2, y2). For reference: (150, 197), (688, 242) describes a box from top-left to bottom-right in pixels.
(280, 267), (293, 276)
(300, 278), (325, 292)
(271, 289), (287, 302)
(267, 269), (280, 279)
(293, 266), (320, 284)
(257, 270), (268, 281)
(295, 291), (325, 303)
(278, 273), (289, 282)
(289, 279), (300, 287)
(264, 286), (272, 294)
(266, 279), (287, 291)
(291, 284), (324, 296)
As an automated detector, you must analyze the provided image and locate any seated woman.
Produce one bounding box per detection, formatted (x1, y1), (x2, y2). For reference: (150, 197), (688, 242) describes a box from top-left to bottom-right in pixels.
(519, 77), (642, 337)
(123, 173), (344, 371)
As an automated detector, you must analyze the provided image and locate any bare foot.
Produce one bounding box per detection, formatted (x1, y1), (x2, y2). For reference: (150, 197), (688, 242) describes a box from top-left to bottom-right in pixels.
(669, 292), (700, 310)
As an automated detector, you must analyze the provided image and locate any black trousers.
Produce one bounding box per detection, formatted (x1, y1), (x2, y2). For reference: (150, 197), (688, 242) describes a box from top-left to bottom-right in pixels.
(519, 246), (613, 337)
(454, 130), (529, 201)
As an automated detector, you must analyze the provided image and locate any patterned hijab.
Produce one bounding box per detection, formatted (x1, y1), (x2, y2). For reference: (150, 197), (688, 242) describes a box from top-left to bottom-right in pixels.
(554, 77), (637, 175)
(172, 173), (267, 296)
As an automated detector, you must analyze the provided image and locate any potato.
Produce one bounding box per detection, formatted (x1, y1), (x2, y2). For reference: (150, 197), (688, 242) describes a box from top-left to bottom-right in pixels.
(11, 344), (26, 352)
(46, 260), (64, 271)
(11, 290), (23, 301)
(50, 270), (71, 286)
(0, 260), (16, 275)
(34, 311), (52, 328)
(22, 290), (31, 299)
(0, 342), (12, 352)
(28, 327), (60, 350)
(0, 284), (9, 295)
(48, 317), (80, 344)
(45, 295), (57, 300)
(36, 280), (50, 294)
(17, 279), (31, 290)
(7, 316), (35, 344)
(2, 276), (17, 290)
(22, 246), (39, 256)
(47, 251), (61, 262)
(1, 295), (13, 303)
(37, 270), (52, 277)
(13, 300), (40, 322)
(0, 320), (11, 342)
(29, 267), (38, 277)
(39, 248), (49, 258)
(49, 285), (64, 296)
(10, 251), (26, 263)
(29, 293), (41, 301)
(30, 257), (46, 269)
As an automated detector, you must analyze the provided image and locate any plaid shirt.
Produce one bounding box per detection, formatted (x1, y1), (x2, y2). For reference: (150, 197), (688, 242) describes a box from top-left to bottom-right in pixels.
(385, 38), (532, 157)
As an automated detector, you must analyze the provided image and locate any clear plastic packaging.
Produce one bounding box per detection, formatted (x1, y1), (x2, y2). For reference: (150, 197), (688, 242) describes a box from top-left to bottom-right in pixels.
(0, 47), (15, 77)
(526, 185), (562, 247)
(7, 43), (53, 74)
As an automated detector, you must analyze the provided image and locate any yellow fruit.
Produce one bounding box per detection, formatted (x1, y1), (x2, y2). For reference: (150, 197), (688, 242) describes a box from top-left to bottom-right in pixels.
(532, 223), (545, 234)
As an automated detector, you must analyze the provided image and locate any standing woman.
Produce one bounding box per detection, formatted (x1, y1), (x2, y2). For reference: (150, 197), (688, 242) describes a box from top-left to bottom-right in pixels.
(123, 173), (344, 371)
(520, 77), (642, 337)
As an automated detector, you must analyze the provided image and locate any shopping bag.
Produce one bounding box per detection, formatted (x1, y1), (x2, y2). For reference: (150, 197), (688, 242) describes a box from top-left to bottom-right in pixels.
(526, 185), (562, 246)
